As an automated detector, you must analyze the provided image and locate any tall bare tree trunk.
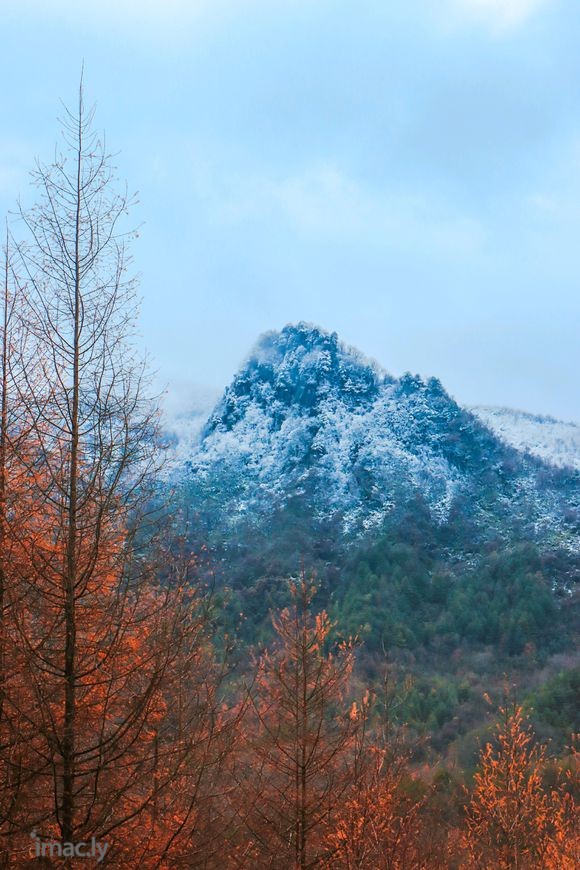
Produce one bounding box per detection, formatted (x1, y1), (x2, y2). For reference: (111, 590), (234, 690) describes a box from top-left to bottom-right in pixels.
(61, 82), (84, 844)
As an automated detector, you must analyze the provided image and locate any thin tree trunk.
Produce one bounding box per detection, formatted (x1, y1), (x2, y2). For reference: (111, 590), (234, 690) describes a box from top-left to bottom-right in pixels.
(61, 83), (83, 846)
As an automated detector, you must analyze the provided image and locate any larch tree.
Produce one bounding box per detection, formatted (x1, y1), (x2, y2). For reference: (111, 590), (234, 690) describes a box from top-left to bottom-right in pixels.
(233, 579), (357, 869)
(323, 676), (428, 870)
(0, 81), (222, 865)
(462, 704), (559, 869)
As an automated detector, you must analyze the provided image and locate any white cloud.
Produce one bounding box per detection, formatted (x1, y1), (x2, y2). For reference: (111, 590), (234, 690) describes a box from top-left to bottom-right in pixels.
(4, 0), (551, 43)
(450, 0), (549, 31)
(2, 0), (298, 37)
(0, 0), (228, 38)
(190, 157), (485, 260)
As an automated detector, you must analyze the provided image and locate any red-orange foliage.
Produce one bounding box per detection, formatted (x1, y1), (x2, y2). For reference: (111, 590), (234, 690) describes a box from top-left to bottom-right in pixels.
(323, 688), (428, 870)
(542, 736), (579, 870)
(2, 473), (235, 866)
(463, 704), (578, 869)
(2, 90), (578, 869)
(232, 579), (356, 869)
(0, 90), (236, 867)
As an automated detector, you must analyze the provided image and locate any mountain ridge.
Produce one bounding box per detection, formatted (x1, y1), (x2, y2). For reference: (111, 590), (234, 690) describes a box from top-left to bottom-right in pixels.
(471, 405), (580, 471)
(165, 324), (579, 473)
(170, 323), (578, 554)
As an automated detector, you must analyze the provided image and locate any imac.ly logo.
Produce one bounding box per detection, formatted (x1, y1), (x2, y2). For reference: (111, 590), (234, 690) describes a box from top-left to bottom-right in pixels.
(30, 830), (109, 863)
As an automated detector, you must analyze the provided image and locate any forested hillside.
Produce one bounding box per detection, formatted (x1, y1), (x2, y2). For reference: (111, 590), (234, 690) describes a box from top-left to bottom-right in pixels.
(164, 323), (579, 804)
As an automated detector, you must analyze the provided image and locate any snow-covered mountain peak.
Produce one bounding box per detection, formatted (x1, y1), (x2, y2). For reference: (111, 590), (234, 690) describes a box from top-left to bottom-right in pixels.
(166, 324), (577, 549)
(206, 323), (389, 433)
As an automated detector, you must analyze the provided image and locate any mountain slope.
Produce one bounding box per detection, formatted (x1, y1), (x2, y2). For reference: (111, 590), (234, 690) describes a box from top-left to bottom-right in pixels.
(472, 406), (580, 471)
(174, 323), (578, 552)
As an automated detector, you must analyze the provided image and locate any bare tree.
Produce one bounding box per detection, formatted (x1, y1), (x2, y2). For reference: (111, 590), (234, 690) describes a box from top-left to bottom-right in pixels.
(4, 79), (171, 856)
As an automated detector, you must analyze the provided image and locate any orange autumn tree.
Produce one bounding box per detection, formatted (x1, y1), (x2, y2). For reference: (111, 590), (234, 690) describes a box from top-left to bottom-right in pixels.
(462, 703), (576, 869)
(5, 78), (158, 856)
(119, 562), (242, 869)
(233, 579), (357, 869)
(0, 231), (50, 858)
(4, 490), (234, 866)
(323, 684), (428, 870)
(0, 82), (235, 866)
(542, 735), (579, 870)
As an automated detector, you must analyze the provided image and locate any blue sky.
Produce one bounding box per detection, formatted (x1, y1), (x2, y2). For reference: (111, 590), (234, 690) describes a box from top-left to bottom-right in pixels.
(1, 0), (579, 420)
